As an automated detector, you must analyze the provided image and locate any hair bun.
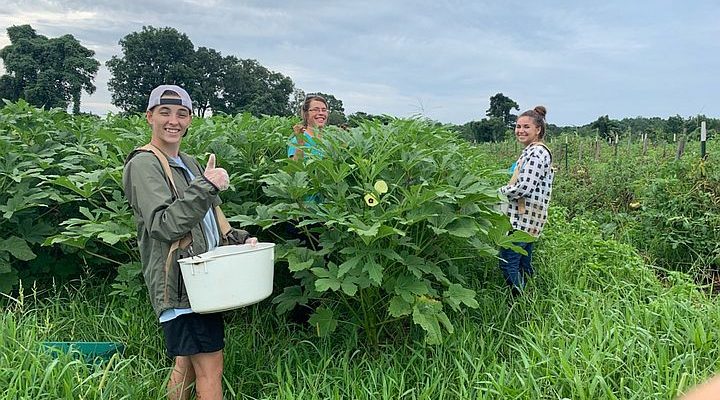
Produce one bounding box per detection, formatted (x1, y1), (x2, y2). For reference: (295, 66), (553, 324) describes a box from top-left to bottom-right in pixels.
(533, 106), (547, 119)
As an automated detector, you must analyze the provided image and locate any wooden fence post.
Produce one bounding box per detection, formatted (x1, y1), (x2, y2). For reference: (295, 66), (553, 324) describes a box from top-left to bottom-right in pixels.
(577, 138), (583, 164)
(614, 132), (619, 158)
(676, 134), (686, 160)
(594, 137), (601, 161)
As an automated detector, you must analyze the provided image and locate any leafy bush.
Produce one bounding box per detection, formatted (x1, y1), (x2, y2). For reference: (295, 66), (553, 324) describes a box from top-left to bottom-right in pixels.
(473, 136), (720, 282)
(1, 102), (293, 294)
(0, 100), (90, 291)
(233, 119), (520, 345)
(630, 159), (720, 275)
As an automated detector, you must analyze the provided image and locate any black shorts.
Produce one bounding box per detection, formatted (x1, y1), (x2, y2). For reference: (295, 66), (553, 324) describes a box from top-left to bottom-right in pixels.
(161, 312), (225, 358)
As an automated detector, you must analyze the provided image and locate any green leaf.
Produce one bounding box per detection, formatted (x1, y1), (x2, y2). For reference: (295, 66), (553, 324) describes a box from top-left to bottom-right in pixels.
(314, 262), (342, 292)
(43, 235), (89, 248)
(52, 176), (92, 197)
(404, 255), (448, 284)
(412, 297), (449, 345)
(394, 274), (429, 302)
(0, 270), (19, 293)
(0, 258), (11, 274)
(444, 283), (479, 311)
(337, 255), (363, 278)
(371, 225), (406, 243)
(79, 206), (94, 220)
(115, 262), (143, 282)
(379, 248), (404, 263)
(97, 231), (124, 245)
(315, 277), (341, 292)
(348, 220), (382, 238)
(436, 309), (454, 333)
(445, 217), (478, 238)
(468, 237), (497, 257)
(388, 295), (412, 317)
(494, 229), (536, 253)
(310, 267), (330, 278)
(16, 220), (56, 244)
(0, 236), (36, 261)
(288, 257), (314, 272)
(428, 226), (448, 235)
(363, 260), (384, 286)
(340, 281), (358, 296)
(271, 286), (308, 315)
(308, 307), (338, 337)
(0, 189), (49, 219)
(427, 204), (457, 230)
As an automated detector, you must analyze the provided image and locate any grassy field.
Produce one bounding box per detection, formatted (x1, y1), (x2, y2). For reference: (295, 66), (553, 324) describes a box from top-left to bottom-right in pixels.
(3, 210), (719, 399)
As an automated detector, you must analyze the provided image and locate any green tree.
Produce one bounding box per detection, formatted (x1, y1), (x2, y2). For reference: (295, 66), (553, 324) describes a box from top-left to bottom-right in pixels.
(665, 115), (685, 136)
(347, 112), (393, 127)
(0, 25), (99, 113)
(106, 26), (196, 113)
(486, 93), (519, 127)
(590, 115), (621, 140)
(211, 57), (294, 116)
(288, 88), (306, 116)
(190, 47), (224, 117)
(460, 117), (507, 143)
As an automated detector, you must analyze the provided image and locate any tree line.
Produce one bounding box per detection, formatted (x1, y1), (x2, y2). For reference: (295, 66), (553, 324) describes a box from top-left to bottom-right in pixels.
(0, 25), (353, 123)
(458, 93), (717, 143)
(1, 24), (717, 140)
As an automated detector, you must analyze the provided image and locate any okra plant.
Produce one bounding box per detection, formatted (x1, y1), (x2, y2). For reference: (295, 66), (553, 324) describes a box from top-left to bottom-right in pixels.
(233, 119), (523, 345)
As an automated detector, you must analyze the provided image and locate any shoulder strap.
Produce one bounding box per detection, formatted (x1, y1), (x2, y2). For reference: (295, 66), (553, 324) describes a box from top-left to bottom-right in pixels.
(214, 207), (233, 237)
(529, 142), (553, 164)
(135, 143), (231, 235)
(136, 144), (233, 236)
(139, 144), (179, 197)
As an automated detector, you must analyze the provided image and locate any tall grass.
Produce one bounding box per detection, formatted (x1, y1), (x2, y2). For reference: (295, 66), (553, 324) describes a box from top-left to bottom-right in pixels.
(2, 211), (719, 399)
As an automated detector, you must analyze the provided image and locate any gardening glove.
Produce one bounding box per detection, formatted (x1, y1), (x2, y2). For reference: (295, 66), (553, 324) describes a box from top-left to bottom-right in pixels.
(225, 228), (255, 246)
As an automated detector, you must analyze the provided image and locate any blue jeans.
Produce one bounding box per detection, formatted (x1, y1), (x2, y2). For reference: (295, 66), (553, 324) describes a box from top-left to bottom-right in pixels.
(498, 242), (534, 291)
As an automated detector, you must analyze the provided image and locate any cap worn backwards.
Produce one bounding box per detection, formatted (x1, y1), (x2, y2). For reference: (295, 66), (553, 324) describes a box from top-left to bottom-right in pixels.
(147, 84), (193, 112)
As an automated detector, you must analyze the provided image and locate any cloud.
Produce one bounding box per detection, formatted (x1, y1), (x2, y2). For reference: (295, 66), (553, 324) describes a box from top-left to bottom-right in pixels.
(1, 0), (718, 125)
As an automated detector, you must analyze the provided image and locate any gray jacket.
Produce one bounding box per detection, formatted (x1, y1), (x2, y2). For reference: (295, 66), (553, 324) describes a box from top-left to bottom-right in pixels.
(123, 149), (228, 317)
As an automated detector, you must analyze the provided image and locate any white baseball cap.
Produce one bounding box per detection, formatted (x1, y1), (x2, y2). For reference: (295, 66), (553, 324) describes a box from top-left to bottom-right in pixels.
(147, 84), (193, 111)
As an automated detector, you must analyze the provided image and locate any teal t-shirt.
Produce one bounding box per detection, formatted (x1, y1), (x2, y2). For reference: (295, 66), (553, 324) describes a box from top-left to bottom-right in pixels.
(288, 132), (322, 158)
(287, 131), (323, 203)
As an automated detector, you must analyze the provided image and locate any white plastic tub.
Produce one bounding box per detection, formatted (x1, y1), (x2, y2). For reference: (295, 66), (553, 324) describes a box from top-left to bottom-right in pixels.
(178, 243), (275, 313)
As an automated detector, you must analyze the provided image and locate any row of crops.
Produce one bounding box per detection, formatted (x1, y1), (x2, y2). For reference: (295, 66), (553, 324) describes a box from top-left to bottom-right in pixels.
(0, 100), (526, 345)
(1, 99), (718, 346)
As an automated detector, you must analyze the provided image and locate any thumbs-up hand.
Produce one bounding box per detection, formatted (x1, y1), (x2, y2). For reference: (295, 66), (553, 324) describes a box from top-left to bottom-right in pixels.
(203, 154), (229, 191)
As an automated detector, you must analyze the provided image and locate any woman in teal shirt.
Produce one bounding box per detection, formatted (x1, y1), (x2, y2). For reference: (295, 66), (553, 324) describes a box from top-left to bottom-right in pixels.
(288, 94), (329, 160)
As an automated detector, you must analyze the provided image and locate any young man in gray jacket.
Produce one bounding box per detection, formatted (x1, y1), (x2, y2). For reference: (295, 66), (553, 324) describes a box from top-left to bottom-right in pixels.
(123, 84), (255, 400)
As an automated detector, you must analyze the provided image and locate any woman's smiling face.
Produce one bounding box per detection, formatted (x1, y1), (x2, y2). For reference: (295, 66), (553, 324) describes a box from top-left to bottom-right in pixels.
(306, 99), (328, 128)
(514, 116), (541, 146)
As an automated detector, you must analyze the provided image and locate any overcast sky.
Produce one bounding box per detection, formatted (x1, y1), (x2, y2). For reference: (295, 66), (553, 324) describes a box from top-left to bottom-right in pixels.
(1, 0), (717, 126)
